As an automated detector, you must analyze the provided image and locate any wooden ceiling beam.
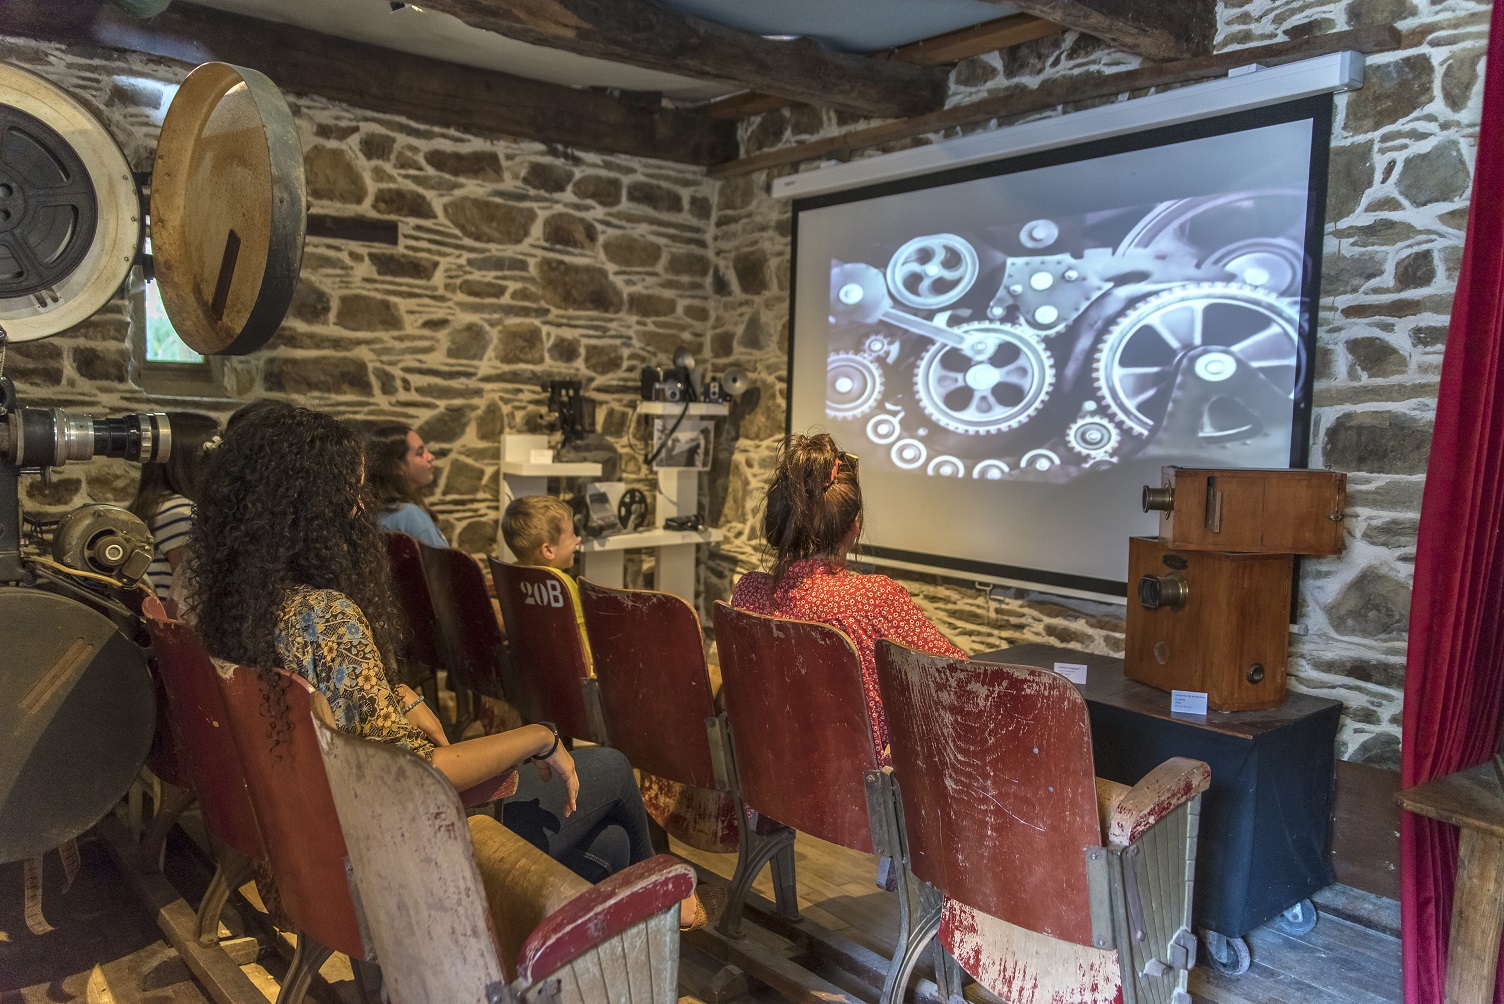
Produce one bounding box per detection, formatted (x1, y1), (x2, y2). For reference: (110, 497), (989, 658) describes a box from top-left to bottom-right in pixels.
(0, 1), (737, 166)
(877, 13), (1066, 66)
(414, 0), (949, 119)
(698, 14), (1067, 123)
(709, 26), (1402, 180)
(986, 0), (1215, 61)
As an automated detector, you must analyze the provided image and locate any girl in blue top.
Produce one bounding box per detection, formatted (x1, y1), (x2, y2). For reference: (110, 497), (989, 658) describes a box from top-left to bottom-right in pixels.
(367, 423), (447, 547)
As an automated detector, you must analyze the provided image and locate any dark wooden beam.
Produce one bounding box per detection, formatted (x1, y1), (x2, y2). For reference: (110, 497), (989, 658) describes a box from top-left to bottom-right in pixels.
(0, 2), (737, 166)
(878, 13), (1066, 66)
(987, 0), (1214, 61)
(699, 14), (1066, 124)
(415, 0), (949, 119)
(709, 25), (1402, 180)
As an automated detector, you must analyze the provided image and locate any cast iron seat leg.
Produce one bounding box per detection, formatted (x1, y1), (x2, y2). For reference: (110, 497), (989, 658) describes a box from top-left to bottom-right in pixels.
(351, 958), (383, 1004)
(769, 836), (799, 920)
(140, 783), (195, 874)
(880, 897), (942, 1004)
(196, 847), (254, 945)
(276, 935), (334, 1004)
(719, 817), (797, 939)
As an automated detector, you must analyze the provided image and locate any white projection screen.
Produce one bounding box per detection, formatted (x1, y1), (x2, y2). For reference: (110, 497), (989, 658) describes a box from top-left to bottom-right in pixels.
(788, 98), (1333, 596)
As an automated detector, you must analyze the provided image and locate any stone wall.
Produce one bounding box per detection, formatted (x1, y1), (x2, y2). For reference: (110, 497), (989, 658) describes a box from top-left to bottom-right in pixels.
(701, 0), (1489, 766)
(2, 34), (716, 557)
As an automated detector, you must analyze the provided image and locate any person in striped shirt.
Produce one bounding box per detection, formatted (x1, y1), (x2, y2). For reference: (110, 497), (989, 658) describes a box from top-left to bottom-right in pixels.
(129, 411), (221, 605)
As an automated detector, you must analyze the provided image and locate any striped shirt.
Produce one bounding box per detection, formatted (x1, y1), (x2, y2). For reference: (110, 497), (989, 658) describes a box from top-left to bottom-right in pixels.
(147, 494), (194, 602)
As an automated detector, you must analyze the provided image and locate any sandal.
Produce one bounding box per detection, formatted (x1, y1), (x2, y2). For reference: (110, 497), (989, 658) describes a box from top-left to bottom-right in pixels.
(680, 883), (727, 933)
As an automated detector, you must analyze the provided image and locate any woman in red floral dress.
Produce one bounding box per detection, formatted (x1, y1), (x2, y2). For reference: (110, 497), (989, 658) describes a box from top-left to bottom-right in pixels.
(731, 433), (965, 764)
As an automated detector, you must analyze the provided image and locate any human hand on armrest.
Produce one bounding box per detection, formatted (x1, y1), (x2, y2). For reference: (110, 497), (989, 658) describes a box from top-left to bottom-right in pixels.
(431, 723), (578, 816)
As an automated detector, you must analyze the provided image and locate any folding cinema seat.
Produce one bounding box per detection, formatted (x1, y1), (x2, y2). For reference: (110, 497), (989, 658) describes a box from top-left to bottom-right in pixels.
(577, 579), (739, 854)
(311, 692), (695, 1004)
(141, 603), (270, 945)
(383, 532), (445, 724)
(711, 600), (923, 992)
(875, 642), (1210, 1004)
(419, 541), (520, 738)
(137, 594), (195, 874)
(490, 558), (596, 744)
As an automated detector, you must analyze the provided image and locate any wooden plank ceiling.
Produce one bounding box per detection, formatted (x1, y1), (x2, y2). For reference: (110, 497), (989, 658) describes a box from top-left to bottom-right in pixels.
(0, 0), (1237, 168)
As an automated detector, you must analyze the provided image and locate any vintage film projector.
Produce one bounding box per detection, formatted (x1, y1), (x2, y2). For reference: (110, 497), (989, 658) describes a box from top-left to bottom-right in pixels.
(0, 60), (306, 864)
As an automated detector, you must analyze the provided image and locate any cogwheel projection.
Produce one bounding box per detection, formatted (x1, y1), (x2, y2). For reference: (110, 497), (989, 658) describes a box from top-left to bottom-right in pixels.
(825, 352), (884, 419)
(1065, 415), (1121, 459)
(1092, 283), (1300, 437)
(885, 234), (980, 310)
(913, 322), (1055, 435)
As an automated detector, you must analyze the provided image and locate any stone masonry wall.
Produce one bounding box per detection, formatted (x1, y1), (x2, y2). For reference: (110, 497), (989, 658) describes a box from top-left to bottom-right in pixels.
(702, 0), (1489, 766)
(1, 34), (716, 559)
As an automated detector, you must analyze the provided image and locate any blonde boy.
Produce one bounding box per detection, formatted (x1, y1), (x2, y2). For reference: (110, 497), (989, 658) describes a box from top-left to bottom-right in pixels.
(501, 495), (590, 657)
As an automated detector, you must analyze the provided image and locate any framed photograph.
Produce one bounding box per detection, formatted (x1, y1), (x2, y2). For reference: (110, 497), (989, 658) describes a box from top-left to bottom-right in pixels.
(651, 417), (714, 471)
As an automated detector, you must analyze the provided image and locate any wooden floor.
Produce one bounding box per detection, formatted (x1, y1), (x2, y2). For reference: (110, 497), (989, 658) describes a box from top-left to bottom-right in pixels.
(4, 814), (1400, 1004)
(670, 831), (1403, 1004)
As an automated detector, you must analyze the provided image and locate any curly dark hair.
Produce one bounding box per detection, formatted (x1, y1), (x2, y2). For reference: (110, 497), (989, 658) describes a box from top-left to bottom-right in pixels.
(761, 432), (863, 584)
(187, 406), (404, 678)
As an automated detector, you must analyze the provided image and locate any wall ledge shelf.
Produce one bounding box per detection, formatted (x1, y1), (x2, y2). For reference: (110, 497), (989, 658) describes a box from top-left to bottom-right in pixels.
(579, 528), (724, 553)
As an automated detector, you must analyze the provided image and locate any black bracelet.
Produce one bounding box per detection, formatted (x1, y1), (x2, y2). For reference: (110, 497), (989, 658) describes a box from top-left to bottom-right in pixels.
(529, 721), (560, 762)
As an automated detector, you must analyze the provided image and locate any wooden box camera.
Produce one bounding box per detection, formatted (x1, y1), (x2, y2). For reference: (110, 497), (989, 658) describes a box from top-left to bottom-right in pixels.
(1143, 467), (1346, 555)
(1124, 537), (1293, 712)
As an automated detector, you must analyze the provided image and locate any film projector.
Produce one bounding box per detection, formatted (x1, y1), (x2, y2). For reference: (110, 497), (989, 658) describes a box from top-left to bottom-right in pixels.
(1125, 467), (1347, 712)
(0, 60), (306, 863)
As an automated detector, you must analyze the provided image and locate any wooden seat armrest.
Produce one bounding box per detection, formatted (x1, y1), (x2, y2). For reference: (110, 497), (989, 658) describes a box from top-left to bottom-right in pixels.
(1105, 757), (1211, 847)
(515, 854), (695, 985)
(469, 815), (594, 981)
(460, 768), (520, 807)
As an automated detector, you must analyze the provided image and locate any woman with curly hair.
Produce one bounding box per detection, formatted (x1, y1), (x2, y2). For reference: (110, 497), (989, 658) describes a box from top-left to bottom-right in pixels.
(188, 407), (709, 923)
(366, 422), (446, 548)
(731, 432), (965, 765)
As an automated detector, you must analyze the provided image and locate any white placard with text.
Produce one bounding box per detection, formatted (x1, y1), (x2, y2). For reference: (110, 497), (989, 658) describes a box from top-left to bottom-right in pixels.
(1171, 690), (1210, 716)
(1053, 662), (1089, 685)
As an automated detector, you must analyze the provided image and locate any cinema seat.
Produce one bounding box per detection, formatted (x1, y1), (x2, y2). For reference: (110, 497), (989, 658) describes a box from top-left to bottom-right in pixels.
(876, 642), (1209, 1004)
(712, 602), (910, 954)
(578, 580), (739, 854)
(419, 541), (519, 739)
(137, 594), (195, 875)
(213, 666), (378, 1004)
(141, 604), (269, 946)
(312, 694), (694, 1004)
(382, 532), (445, 724)
(490, 558), (596, 743)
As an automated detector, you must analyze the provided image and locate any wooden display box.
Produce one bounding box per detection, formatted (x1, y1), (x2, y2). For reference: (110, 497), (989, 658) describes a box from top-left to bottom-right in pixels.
(1124, 536), (1293, 712)
(1143, 467), (1346, 555)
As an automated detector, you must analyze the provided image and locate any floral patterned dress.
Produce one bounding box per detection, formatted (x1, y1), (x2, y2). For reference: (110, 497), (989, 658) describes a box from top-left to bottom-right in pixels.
(730, 557), (965, 765)
(274, 586), (436, 760)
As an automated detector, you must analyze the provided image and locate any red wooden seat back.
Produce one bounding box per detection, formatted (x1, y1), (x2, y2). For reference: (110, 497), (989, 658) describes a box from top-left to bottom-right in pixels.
(141, 596), (189, 793)
(711, 601), (878, 852)
(578, 580), (718, 789)
(141, 608), (265, 863)
(490, 559), (593, 740)
(213, 664), (364, 958)
(384, 532), (446, 674)
(419, 542), (512, 702)
(876, 642), (1101, 947)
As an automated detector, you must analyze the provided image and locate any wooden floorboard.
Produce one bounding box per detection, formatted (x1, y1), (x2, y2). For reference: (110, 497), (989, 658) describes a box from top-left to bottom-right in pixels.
(671, 833), (1402, 1004)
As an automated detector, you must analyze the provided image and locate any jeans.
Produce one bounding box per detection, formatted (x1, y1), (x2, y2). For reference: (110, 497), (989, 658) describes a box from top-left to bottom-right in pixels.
(485, 746), (654, 883)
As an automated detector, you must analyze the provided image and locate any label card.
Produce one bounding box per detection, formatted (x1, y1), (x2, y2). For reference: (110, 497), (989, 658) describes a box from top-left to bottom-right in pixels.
(1053, 662), (1089, 685)
(529, 448), (554, 464)
(1171, 690), (1210, 716)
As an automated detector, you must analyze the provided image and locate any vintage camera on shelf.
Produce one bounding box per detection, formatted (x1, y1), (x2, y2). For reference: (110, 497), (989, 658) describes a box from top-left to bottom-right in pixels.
(640, 347), (750, 405)
(544, 379), (595, 447)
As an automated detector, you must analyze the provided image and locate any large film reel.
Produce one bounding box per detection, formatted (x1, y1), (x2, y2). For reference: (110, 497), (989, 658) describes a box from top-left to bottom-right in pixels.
(0, 64), (140, 342)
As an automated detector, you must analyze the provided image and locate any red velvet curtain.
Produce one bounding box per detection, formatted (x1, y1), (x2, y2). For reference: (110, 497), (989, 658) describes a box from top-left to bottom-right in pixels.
(1401, 8), (1504, 1002)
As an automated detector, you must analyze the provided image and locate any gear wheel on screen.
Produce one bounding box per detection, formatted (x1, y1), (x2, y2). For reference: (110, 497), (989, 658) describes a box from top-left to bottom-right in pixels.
(825, 352), (884, 420)
(1091, 282), (1300, 437)
(1065, 415), (1121, 460)
(913, 321), (1055, 435)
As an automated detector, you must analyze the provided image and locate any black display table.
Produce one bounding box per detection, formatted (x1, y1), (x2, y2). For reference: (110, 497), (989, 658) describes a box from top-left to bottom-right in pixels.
(977, 643), (1341, 941)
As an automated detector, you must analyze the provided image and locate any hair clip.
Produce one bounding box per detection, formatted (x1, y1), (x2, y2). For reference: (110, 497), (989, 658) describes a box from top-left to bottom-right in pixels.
(203, 434), (224, 452)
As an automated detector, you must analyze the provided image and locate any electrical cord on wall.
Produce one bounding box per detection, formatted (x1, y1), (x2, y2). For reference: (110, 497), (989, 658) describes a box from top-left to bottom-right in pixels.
(642, 400), (692, 467)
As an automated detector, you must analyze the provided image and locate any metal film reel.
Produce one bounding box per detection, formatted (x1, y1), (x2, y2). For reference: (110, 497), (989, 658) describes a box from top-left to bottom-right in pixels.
(825, 352), (884, 420)
(1092, 282), (1301, 437)
(914, 321), (1055, 435)
(0, 63), (139, 342)
(885, 233), (979, 310)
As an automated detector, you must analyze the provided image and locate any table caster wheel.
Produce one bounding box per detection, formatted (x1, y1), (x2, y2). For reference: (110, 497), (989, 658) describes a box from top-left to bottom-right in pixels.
(1202, 929), (1251, 976)
(1274, 898), (1319, 936)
